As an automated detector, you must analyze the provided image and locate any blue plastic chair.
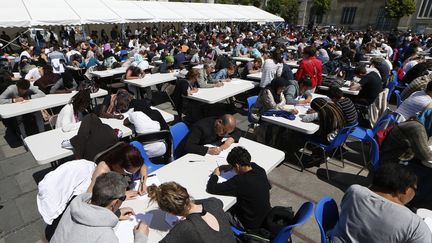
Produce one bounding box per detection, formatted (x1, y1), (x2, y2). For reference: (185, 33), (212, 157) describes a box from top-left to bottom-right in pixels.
(273, 201), (315, 243)
(315, 196), (339, 243)
(231, 201), (314, 243)
(349, 113), (395, 174)
(365, 133), (380, 172)
(394, 90), (402, 107)
(300, 123), (358, 180)
(130, 141), (164, 174)
(245, 96), (258, 136)
(170, 122), (189, 159)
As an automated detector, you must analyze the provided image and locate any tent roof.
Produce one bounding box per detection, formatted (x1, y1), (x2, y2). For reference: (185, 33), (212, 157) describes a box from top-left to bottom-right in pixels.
(65, 0), (121, 25)
(0, 1), (283, 28)
(0, 0), (31, 28)
(23, 0), (81, 26)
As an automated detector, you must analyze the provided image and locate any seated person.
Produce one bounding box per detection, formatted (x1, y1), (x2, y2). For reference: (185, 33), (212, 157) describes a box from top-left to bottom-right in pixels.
(148, 182), (236, 243)
(158, 55), (174, 73)
(69, 113), (119, 161)
(370, 57), (390, 86)
(328, 86), (358, 125)
(401, 61), (432, 85)
(124, 66), (149, 99)
(350, 65), (383, 106)
(281, 58), (295, 81)
(380, 109), (432, 167)
(80, 50), (101, 69)
(206, 147), (271, 231)
(0, 79), (46, 137)
(97, 89), (132, 119)
(190, 49), (205, 66)
(284, 76), (313, 105)
(396, 81), (432, 121)
(332, 163), (431, 243)
(212, 62), (236, 82)
(89, 142), (147, 199)
(302, 97), (347, 143)
(401, 74), (432, 101)
(34, 65), (61, 94)
(56, 89), (91, 132)
(241, 58), (262, 79)
(251, 77), (298, 121)
(50, 70), (77, 94)
(197, 62), (224, 88)
(123, 111), (167, 158)
(51, 172), (149, 243)
(24, 66), (42, 81)
(131, 51), (149, 71)
(172, 69), (200, 119)
(175, 114), (241, 158)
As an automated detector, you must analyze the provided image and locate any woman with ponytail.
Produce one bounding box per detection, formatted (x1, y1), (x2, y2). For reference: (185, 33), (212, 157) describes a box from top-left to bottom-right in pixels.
(147, 182), (236, 243)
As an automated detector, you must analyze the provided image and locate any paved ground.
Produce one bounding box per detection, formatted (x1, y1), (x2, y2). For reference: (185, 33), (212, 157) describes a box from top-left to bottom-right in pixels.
(0, 94), (371, 243)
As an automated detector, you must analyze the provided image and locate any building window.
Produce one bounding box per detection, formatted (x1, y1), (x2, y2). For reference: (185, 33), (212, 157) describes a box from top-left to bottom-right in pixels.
(340, 7), (357, 25)
(418, 0), (432, 19)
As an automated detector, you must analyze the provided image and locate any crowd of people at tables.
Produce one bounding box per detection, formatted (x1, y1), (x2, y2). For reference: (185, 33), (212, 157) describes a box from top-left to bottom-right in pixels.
(1, 23), (432, 242)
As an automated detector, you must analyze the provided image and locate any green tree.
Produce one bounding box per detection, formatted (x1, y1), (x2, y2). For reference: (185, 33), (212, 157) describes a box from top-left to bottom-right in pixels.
(313, 0), (331, 15)
(266, 0), (299, 24)
(252, 0), (261, 7)
(385, 0), (416, 18)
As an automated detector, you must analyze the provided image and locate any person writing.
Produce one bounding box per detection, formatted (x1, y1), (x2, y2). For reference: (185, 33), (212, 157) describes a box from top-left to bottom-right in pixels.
(148, 182), (236, 243)
(207, 147), (271, 232)
(197, 62), (224, 88)
(174, 114), (241, 158)
(284, 76), (313, 105)
(56, 89), (91, 132)
(51, 172), (149, 243)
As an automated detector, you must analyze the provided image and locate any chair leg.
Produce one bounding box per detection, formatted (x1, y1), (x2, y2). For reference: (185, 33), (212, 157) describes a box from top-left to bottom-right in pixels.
(298, 142), (311, 172)
(340, 146), (345, 168)
(357, 142), (367, 175)
(324, 150), (330, 180)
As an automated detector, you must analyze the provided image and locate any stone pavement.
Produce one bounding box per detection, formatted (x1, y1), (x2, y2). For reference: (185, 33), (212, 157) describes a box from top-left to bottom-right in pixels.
(0, 99), (371, 243)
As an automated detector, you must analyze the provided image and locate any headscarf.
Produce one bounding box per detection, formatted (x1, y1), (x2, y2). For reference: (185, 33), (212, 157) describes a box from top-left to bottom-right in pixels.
(131, 53), (144, 67)
(417, 108), (432, 137)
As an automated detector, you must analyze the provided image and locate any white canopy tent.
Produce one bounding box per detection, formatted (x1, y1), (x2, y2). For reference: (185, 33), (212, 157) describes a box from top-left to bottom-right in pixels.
(0, 0), (284, 28)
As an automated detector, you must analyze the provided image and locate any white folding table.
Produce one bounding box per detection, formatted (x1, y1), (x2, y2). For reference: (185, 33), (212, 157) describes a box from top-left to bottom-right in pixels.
(231, 57), (254, 62)
(123, 73), (177, 88)
(0, 89), (108, 119)
(261, 94), (327, 134)
(185, 79), (255, 104)
(91, 67), (128, 78)
(24, 107), (174, 165)
(118, 137), (285, 243)
(318, 81), (359, 95)
(246, 69), (298, 81)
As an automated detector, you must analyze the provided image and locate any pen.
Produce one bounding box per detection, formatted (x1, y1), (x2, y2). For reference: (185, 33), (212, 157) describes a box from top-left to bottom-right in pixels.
(189, 160), (205, 162)
(147, 174), (156, 178)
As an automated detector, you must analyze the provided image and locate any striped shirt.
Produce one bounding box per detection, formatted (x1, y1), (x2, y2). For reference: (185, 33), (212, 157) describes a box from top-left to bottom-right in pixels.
(396, 91), (432, 120)
(401, 74), (432, 100)
(336, 98), (358, 125)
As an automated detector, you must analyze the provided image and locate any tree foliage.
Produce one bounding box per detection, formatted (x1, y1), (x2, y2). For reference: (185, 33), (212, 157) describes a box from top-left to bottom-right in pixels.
(266, 0), (299, 23)
(313, 0), (331, 15)
(385, 0), (416, 18)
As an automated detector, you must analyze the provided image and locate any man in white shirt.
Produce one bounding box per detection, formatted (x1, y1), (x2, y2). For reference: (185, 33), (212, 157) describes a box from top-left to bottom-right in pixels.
(124, 111), (166, 158)
(396, 81), (432, 120)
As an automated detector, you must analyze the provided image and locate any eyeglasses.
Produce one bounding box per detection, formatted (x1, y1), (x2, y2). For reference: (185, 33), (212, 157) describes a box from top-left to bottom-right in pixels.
(118, 195), (126, 202)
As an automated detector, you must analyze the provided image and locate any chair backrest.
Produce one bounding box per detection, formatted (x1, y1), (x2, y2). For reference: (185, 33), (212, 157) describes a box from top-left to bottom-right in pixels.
(391, 70), (398, 83)
(247, 96), (258, 123)
(394, 90), (402, 107)
(371, 113), (396, 136)
(366, 133), (380, 171)
(387, 81), (397, 101)
(93, 142), (124, 163)
(328, 123), (358, 149)
(272, 201), (314, 243)
(49, 114), (58, 130)
(133, 130), (172, 163)
(170, 122), (189, 152)
(130, 141), (164, 174)
(315, 196), (339, 243)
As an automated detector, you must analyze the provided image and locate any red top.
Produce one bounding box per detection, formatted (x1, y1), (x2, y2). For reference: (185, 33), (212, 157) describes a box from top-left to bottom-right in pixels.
(295, 56), (323, 87)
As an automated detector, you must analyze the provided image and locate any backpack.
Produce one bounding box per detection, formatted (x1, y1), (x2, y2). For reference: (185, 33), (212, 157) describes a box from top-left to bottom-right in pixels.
(374, 125), (395, 149)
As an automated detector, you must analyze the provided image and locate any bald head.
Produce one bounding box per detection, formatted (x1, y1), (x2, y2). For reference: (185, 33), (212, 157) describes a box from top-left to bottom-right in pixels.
(215, 114), (236, 137)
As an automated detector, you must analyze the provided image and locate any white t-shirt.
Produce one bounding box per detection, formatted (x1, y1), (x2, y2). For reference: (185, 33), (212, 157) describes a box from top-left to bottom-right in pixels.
(24, 67), (41, 81)
(128, 111), (166, 158)
(396, 91), (432, 120)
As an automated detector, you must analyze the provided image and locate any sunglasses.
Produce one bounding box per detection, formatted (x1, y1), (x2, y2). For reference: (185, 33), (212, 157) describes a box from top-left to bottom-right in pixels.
(122, 168), (134, 176)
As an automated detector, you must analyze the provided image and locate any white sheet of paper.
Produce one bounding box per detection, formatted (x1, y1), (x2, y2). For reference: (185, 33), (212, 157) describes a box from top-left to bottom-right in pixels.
(132, 175), (162, 200)
(217, 170), (237, 183)
(424, 217), (432, 232)
(115, 213), (154, 243)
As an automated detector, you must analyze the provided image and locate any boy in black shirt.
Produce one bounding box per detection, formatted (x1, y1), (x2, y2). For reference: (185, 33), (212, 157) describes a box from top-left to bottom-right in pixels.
(206, 147), (271, 231)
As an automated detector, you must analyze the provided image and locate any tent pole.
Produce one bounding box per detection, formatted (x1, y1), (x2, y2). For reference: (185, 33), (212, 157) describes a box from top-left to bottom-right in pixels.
(1, 29), (30, 50)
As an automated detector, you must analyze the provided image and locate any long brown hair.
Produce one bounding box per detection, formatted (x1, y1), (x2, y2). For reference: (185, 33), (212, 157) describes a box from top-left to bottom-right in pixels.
(311, 98), (346, 139)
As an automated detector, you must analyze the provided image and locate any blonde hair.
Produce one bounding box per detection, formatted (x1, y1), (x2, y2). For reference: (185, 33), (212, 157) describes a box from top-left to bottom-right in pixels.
(147, 182), (191, 216)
